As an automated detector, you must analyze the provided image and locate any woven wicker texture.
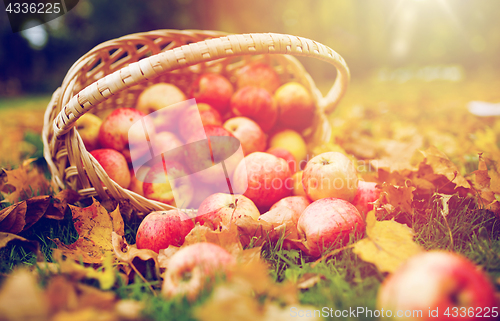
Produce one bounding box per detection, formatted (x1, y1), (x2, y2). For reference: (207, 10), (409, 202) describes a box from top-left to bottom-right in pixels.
(42, 30), (350, 213)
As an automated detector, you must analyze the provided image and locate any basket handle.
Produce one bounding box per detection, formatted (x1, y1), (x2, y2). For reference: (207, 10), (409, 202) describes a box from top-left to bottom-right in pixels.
(52, 32), (350, 139)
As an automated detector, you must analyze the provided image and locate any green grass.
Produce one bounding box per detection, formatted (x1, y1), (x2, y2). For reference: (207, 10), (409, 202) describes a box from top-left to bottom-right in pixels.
(0, 95), (51, 111)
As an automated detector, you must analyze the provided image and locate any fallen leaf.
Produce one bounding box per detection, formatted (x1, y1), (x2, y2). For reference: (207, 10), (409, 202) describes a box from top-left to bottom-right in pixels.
(471, 154), (500, 213)
(234, 216), (279, 248)
(420, 146), (471, 190)
(52, 198), (124, 264)
(0, 195), (51, 234)
(0, 159), (50, 204)
(184, 223), (243, 256)
(0, 269), (49, 321)
(353, 211), (424, 273)
(375, 183), (416, 218)
(0, 232), (42, 260)
(45, 190), (81, 220)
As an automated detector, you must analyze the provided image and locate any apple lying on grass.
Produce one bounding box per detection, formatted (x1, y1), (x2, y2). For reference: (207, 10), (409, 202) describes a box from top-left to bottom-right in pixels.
(90, 148), (130, 188)
(297, 198), (365, 257)
(76, 113), (102, 151)
(162, 242), (235, 301)
(223, 117), (266, 156)
(302, 152), (358, 202)
(230, 86), (278, 132)
(196, 193), (260, 230)
(189, 73), (234, 114)
(233, 152), (292, 210)
(352, 181), (380, 217)
(136, 210), (194, 253)
(236, 62), (281, 94)
(377, 251), (498, 321)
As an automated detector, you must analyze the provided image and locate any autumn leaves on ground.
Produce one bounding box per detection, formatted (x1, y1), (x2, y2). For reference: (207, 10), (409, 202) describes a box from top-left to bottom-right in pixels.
(1, 78), (500, 321)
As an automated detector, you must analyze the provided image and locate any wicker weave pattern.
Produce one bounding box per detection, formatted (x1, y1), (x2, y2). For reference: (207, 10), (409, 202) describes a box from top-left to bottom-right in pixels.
(42, 30), (350, 214)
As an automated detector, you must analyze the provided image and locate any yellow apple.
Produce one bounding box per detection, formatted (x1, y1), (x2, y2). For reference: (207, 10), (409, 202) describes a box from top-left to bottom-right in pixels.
(75, 113), (102, 151)
(269, 129), (307, 163)
(291, 171), (307, 197)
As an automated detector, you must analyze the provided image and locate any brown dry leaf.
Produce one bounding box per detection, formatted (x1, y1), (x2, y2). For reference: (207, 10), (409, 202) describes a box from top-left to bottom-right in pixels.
(235, 216), (279, 248)
(375, 183), (416, 217)
(111, 232), (160, 280)
(0, 269), (49, 321)
(420, 146), (471, 190)
(53, 198), (124, 263)
(45, 190), (81, 220)
(195, 259), (316, 321)
(0, 195), (51, 234)
(471, 154), (500, 213)
(0, 232), (42, 260)
(353, 211), (424, 273)
(184, 223), (243, 256)
(0, 159), (50, 204)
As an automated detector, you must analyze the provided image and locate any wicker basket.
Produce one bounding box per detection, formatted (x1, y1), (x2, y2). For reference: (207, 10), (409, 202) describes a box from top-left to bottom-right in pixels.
(42, 30), (350, 213)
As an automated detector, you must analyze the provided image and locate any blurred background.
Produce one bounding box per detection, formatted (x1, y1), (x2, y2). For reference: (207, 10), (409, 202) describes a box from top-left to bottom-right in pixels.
(1, 0), (499, 96)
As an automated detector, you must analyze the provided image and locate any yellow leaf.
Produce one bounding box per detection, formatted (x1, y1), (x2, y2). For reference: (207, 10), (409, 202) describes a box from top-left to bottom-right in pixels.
(0, 159), (50, 204)
(420, 146), (471, 189)
(53, 198), (124, 264)
(353, 211), (424, 273)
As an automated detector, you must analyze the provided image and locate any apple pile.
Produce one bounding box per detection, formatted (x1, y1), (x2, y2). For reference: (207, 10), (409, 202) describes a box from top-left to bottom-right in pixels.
(75, 61), (380, 256)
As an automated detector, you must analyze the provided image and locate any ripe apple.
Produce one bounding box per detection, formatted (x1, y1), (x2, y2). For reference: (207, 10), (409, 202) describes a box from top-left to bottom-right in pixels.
(90, 149), (131, 188)
(98, 108), (154, 162)
(291, 171), (307, 197)
(196, 193), (260, 230)
(178, 103), (222, 141)
(302, 152), (358, 202)
(162, 242), (235, 301)
(185, 125), (242, 184)
(266, 147), (297, 174)
(136, 210), (194, 253)
(223, 117), (266, 156)
(189, 73), (233, 114)
(275, 82), (315, 131)
(230, 86), (278, 132)
(143, 160), (193, 208)
(232, 152), (292, 210)
(136, 83), (187, 132)
(377, 251), (498, 321)
(270, 196), (310, 219)
(352, 181), (380, 217)
(236, 62), (281, 93)
(128, 166), (150, 196)
(150, 131), (185, 163)
(297, 198), (365, 257)
(260, 196), (310, 241)
(75, 113), (102, 151)
(269, 129), (307, 164)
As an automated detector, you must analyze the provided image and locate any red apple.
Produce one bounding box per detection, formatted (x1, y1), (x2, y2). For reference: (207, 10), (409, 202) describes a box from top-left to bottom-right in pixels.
(297, 198), (365, 257)
(136, 83), (187, 132)
(150, 131), (185, 163)
(274, 82), (315, 131)
(75, 113), (102, 151)
(196, 193), (260, 230)
(352, 181), (380, 217)
(377, 251), (498, 321)
(136, 210), (194, 253)
(230, 86), (278, 132)
(185, 125), (242, 184)
(143, 160), (193, 208)
(98, 108), (154, 162)
(236, 62), (281, 94)
(90, 149), (130, 188)
(162, 242), (235, 301)
(189, 73), (234, 114)
(302, 152), (358, 202)
(270, 196), (310, 220)
(233, 152), (292, 210)
(223, 117), (266, 156)
(266, 147), (297, 174)
(178, 103), (222, 141)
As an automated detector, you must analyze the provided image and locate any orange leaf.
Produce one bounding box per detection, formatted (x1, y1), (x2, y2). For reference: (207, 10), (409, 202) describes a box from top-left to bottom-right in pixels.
(0, 159), (50, 204)
(53, 198), (124, 263)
